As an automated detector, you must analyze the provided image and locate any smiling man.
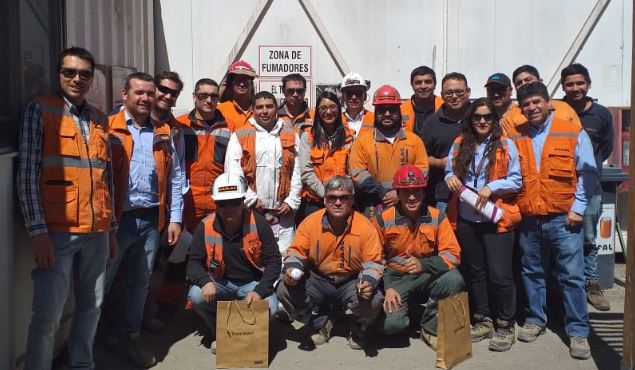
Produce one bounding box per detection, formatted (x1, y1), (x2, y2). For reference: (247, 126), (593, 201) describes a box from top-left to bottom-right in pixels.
(218, 60), (257, 132)
(18, 46), (117, 370)
(225, 91), (302, 254)
(374, 165), (463, 350)
(508, 82), (599, 360)
(340, 72), (374, 138)
(401, 65), (444, 134)
(278, 73), (314, 133)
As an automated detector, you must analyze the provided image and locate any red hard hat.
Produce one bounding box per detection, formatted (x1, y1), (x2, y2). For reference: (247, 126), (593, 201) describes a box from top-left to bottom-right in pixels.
(372, 84), (401, 106)
(393, 165), (427, 189)
(228, 60), (257, 78)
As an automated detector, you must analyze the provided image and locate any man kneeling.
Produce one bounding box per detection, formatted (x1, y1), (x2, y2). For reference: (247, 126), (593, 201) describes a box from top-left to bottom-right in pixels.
(277, 176), (384, 350)
(375, 165), (464, 350)
(186, 173), (281, 353)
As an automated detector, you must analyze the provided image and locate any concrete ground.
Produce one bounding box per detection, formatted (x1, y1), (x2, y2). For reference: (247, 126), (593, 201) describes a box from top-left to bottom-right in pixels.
(89, 259), (628, 370)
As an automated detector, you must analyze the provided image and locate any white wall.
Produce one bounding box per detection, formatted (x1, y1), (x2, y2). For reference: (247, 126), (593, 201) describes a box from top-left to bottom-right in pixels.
(157, 0), (632, 111)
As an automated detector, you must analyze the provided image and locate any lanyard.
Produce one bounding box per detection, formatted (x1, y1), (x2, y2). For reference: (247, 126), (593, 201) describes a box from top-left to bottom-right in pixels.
(470, 145), (490, 188)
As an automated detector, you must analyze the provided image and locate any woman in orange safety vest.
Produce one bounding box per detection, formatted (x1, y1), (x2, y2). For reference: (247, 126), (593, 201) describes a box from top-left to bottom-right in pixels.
(444, 98), (522, 352)
(298, 91), (354, 218)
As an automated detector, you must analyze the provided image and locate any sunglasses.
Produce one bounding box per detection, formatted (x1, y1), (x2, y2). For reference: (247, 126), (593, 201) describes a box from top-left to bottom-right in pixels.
(325, 194), (353, 203)
(195, 92), (220, 101)
(60, 67), (93, 80)
(284, 88), (306, 95)
(375, 106), (401, 115)
(216, 198), (243, 208)
(471, 113), (493, 123)
(441, 89), (467, 98)
(157, 84), (180, 97)
(344, 88), (365, 97)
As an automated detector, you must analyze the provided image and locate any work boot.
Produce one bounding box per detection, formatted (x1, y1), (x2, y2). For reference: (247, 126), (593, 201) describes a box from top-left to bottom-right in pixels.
(471, 317), (494, 343)
(517, 322), (545, 343)
(421, 329), (437, 351)
(122, 332), (157, 368)
(142, 317), (166, 333)
(310, 318), (334, 346)
(347, 319), (366, 350)
(569, 336), (591, 360)
(586, 280), (610, 311)
(275, 302), (293, 323)
(210, 340), (217, 355)
(489, 322), (515, 352)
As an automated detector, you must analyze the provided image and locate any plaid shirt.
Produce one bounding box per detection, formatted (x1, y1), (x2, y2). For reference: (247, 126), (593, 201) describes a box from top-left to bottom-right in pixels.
(17, 95), (117, 237)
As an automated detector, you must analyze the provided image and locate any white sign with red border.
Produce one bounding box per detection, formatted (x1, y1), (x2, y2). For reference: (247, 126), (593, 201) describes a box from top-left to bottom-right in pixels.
(258, 45), (312, 78)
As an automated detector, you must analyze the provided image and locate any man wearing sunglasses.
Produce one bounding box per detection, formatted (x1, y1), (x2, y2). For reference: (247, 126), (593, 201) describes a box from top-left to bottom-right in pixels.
(349, 84), (428, 221)
(279, 73), (314, 133)
(18, 47), (117, 370)
(375, 165), (463, 350)
(340, 72), (374, 138)
(218, 60), (257, 132)
(225, 91), (302, 254)
(277, 176), (384, 350)
(418, 72), (472, 211)
(104, 72), (183, 368)
(187, 172), (281, 355)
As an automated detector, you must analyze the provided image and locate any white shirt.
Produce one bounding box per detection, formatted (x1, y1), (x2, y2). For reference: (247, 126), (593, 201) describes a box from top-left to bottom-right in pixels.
(225, 118), (302, 210)
(344, 109), (366, 138)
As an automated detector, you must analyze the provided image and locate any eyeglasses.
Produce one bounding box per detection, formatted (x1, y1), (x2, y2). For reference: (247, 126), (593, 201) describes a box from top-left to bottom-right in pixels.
(375, 106), (401, 115)
(284, 88), (306, 95)
(60, 67), (93, 80)
(441, 89), (467, 98)
(343, 88), (365, 97)
(318, 105), (339, 114)
(157, 84), (181, 97)
(471, 113), (493, 123)
(325, 194), (353, 203)
(216, 198), (243, 208)
(195, 92), (220, 101)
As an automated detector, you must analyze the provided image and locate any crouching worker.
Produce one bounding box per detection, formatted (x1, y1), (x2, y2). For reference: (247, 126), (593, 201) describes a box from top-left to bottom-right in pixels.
(375, 165), (464, 350)
(277, 175), (384, 350)
(186, 172), (282, 353)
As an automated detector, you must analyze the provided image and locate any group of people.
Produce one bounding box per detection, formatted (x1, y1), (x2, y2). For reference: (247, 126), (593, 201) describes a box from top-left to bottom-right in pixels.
(17, 45), (614, 369)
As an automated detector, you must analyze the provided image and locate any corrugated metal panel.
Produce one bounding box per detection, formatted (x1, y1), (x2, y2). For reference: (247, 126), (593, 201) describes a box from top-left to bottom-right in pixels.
(65, 0), (154, 73)
(158, 0), (632, 109)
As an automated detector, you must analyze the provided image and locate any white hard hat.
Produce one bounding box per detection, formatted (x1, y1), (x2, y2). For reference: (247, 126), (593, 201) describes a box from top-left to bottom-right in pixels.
(212, 172), (247, 201)
(341, 72), (368, 90)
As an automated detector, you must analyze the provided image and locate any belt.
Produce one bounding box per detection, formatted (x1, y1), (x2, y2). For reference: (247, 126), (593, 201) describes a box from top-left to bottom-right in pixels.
(123, 206), (159, 218)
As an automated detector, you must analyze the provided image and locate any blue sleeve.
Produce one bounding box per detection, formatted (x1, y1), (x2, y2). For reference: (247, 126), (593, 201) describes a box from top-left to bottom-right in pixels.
(444, 142), (456, 181)
(572, 130), (600, 215)
(487, 138), (522, 194)
(169, 136), (184, 223)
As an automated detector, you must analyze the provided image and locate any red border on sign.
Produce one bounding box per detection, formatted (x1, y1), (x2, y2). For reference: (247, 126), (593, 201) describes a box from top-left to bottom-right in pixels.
(258, 45), (312, 78)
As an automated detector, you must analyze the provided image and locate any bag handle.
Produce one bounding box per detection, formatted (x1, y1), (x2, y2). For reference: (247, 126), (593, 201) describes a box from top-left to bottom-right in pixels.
(225, 300), (258, 333)
(450, 295), (467, 327)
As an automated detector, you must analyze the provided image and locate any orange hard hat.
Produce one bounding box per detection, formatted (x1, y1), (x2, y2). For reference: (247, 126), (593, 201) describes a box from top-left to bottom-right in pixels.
(393, 165), (427, 189)
(372, 84), (401, 106)
(228, 60), (257, 78)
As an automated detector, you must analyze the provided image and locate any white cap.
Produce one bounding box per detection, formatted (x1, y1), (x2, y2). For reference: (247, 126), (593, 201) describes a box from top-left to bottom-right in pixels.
(212, 173), (247, 201)
(341, 72), (368, 90)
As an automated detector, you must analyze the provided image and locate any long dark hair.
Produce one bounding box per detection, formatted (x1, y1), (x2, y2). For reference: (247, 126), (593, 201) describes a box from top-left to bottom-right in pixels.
(453, 98), (503, 182)
(311, 91), (346, 153)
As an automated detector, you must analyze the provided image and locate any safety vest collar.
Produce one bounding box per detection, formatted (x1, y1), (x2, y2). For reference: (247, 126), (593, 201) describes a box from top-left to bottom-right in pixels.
(373, 126), (407, 142)
(392, 204), (435, 227)
(278, 101), (310, 119)
(187, 109), (229, 131)
(249, 117), (286, 136)
(210, 209), (250, 241)
(319, 209), (356, 236)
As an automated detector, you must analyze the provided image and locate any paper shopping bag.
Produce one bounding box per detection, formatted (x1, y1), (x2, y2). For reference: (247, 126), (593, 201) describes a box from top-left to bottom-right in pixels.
(216, 300), (269, 368)
(436, 291), (472, 369)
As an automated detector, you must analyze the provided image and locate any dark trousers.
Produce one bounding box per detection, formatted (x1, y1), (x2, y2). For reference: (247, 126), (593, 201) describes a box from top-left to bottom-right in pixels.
(456, 218), (516, 324)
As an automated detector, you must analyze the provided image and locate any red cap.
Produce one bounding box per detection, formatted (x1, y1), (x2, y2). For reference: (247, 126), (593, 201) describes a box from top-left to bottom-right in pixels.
(372, 84), (401, 106)
(228, 60), (257, 78)
(393, 165), (427, 189)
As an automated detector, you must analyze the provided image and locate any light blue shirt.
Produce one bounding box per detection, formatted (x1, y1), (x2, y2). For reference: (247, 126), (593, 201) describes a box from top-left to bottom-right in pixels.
(526, 112), (599, 216)
(445, 135), (522, 222)
(123, 111), (183, 223)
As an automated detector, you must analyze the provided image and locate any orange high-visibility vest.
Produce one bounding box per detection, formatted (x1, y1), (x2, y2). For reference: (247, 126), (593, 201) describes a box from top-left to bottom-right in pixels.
(509, 117), (580, 216)
(400, 95), (444, 132)
(446, 136), (522, 233)
(217, 100), (252, 132)
(342, 109), (375, 136)
(376, 205), (460, 272)
(235, 122), (296, 201)
(303, 127), (354, 201)
(36, 95), (113, 233)
(176, 111), (231, 231)
(109, 110), (173, 230)
(203, 210), (263, 279)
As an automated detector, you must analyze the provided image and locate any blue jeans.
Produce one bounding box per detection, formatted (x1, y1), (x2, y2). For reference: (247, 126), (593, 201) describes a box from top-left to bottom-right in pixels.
(104, 209), (159, 335)
(519, 214), (589, 337)
(25, 232), (109, 370)
(583, 193), (602, 282)
(188, 280), (278, 332)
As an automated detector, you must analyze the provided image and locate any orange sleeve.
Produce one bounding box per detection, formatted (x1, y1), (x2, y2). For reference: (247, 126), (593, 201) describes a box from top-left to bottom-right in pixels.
(359, 221), (385, 286)
(436, 215), (461, 269)
(283, 219), (312, 271)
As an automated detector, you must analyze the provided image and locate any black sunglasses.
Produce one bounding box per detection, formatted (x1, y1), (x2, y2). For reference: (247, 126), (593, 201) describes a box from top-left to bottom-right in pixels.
(216, 198), (243, 208)
(157, 84), (181, 97)
(284, 88), (306, 95)
(471, 113), (493, 123)
(60, 67), (93, 80)
(195, 92), (220, 101)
